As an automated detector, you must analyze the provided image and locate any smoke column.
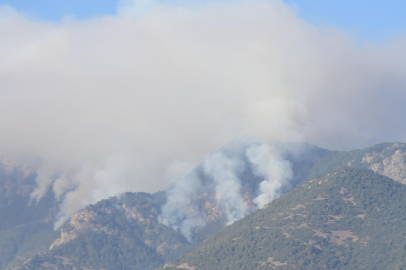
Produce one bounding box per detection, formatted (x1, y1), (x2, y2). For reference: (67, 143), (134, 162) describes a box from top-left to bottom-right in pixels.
(160, 141), (297, 239)
(1, 0), (406, 228)
(246, 143), (294, 208)
(160, 171), (205, 241)
(161, 150), (249, 239)
(202, 152), (249, 224)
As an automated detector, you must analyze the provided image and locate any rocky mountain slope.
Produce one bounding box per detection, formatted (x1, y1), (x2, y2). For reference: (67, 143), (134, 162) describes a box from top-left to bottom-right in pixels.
(3, 142), (406, 269)
(15, 192), (185, 270)
(309, 142), (406, 185)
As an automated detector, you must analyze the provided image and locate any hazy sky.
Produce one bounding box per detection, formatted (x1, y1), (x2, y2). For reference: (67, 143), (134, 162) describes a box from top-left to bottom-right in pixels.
(1, 0), (405, 42)
(1, 0), (406, 226)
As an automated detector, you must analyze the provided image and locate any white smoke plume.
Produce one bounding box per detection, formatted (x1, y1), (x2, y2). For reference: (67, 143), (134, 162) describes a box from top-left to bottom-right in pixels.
(1, 0), (406, 228)
(202, 152), (249, 224)
(160, 171), (205, 241)
(246, 143), (294, 208)
(161, 150), (249, 239)
(160, 141), (297, 239)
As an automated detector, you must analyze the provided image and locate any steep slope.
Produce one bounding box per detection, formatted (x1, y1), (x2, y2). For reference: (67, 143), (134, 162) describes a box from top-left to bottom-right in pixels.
(0, 160), (59, 269)
(169, 167), (406, 270)
(308, 142), (406, 184)
(13, 192), (191, 270)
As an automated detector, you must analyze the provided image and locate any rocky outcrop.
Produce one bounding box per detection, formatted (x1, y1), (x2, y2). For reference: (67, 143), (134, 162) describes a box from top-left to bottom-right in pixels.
(49, 209), (100, 249)
(361, 143), (406, 184)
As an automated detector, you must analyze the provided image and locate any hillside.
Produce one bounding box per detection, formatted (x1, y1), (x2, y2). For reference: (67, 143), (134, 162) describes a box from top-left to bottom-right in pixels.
(308, 142), (406, 185)
(0, 160), (59, 269)
(169, 167), (406, 270)
(4, 142), (406, 269)
(11, 192), (229, 270)
(7, 142), (333, 269)
(9, 192), (175, 269)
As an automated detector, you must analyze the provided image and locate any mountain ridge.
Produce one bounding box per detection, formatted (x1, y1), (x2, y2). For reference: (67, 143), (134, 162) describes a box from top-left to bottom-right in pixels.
(2, 142), (406, 269)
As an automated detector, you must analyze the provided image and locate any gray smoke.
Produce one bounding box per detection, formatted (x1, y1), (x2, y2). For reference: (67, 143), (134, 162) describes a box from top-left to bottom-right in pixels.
(161, 150), (249, 239)
(246, 143), (294, 208)
(160, 171), (204, 241)
(160, 141), (297, 239)
(1, 0), (406, 229)
(202, 152), (249, 224)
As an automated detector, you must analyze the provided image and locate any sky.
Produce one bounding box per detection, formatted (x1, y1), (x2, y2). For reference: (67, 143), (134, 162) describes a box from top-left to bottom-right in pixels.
(286, 0), (406, 42)
(1, 0), (406, 42)
(0, 0), (117, 20)
(1, 0), (406, 227)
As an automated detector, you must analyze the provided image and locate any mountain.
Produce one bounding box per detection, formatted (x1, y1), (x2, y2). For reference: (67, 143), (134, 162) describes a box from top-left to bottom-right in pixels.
(10, 191), (231, 270)
(167, 167), (406, 270)
(3, 142), (406, 269)
(14, 192), (185, 270)
(7, 142), (333, 270)
(0, 158), (59, 269)
(305, 142), (406, 185)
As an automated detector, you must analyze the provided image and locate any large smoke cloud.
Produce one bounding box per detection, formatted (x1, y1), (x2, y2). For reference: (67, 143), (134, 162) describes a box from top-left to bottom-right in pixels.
(1, 0), (406, 228)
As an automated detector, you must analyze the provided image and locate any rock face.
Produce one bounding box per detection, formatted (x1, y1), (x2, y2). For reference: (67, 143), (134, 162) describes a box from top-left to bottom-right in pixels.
(49, 210), (98, 250)
(361, 143), (406, 184)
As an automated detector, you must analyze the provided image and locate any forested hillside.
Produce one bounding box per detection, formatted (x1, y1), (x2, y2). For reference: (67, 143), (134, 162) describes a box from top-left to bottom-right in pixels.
(169, 168), (406, 270)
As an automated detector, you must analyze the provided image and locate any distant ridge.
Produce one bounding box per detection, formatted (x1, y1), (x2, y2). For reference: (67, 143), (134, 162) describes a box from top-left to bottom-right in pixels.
(3, 142), (406, 269)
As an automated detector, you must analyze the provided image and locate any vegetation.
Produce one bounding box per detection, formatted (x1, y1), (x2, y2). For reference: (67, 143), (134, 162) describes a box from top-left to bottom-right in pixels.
(4, 142), (406, 269)
(303, 142), (406, 182)
(47, 192), (190, 269)
(173, 168), (406, 270)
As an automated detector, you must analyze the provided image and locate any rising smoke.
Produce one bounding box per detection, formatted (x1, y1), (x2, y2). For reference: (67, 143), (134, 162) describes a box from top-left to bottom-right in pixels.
(202, 152), (249, 225)
(160, 141), (297, 239)
(160, 171), (205, 241)
(1, 0), (406, 229)
(161, 150), (250, 239)
(246, 143), (293, 208)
